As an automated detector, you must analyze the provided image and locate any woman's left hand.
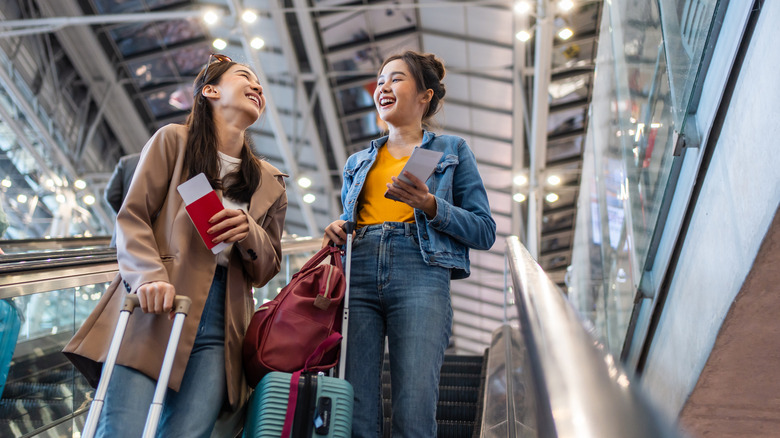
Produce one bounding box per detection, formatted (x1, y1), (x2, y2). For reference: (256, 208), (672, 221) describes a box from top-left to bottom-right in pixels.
(387, 171), (437, 218)
(208, 208), (250, 244)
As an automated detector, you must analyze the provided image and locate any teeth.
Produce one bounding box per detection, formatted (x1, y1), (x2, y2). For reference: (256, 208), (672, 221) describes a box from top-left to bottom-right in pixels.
(247, 95), (259, 104)
(380, 98), (394, 105)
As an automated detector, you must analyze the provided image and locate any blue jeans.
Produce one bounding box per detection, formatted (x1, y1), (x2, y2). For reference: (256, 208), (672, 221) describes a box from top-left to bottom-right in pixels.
(345, 222), (452, 438)
(96, 266), (227, 438)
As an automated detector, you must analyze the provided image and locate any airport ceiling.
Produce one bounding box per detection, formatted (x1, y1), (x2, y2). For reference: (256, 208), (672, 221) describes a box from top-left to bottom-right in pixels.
(0, 0), (600, 354)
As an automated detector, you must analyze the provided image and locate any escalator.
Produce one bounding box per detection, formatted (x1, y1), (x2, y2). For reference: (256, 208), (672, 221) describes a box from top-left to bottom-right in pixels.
(0, 236), (682, 437)
(381, 353), (487, 438)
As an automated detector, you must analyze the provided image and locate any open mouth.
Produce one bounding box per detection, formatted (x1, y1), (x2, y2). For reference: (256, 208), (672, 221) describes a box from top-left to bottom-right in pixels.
(379, 96), (395, 107)
(246, 94), (261, 108)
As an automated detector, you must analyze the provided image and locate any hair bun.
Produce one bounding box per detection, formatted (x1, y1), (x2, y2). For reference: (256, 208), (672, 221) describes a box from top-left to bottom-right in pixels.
(426, 54), (446, 81)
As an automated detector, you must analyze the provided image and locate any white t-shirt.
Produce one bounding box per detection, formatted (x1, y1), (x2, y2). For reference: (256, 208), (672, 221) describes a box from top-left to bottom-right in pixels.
(215, 151), (249, 267)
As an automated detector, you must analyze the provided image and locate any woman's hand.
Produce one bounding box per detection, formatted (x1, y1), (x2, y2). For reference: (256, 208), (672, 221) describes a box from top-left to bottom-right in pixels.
(208, 208), (250, 244)
(387, 172), (437, 218)
(322, 220), (349, 247)
(136, 281), (176, 319)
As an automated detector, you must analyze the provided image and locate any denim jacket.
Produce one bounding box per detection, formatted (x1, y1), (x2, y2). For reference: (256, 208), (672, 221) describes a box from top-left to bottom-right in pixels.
(339, 130), (496, 279)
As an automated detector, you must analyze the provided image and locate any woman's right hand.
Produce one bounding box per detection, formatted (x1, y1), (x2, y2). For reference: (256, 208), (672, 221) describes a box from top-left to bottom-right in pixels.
(322, 220), (348, 248)
(136, 281), (177, 319)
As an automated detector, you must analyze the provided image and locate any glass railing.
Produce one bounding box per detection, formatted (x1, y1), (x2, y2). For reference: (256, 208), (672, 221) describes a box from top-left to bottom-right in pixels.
(0, 236), (321, 437)
(567, 0), (723, 353)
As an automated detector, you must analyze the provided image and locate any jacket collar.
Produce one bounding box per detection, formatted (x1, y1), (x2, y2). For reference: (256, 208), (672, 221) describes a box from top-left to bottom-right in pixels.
(369, 129), (436, 152)
(217, 162), (285, 220)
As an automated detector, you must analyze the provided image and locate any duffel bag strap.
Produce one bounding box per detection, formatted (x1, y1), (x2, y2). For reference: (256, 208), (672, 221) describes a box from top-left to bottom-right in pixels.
(281, 333), (343, 436)
(282, 369), (303, 437)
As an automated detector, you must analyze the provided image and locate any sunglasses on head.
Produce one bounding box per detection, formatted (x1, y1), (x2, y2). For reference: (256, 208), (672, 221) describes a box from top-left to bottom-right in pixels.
(203, 53), (232, 80)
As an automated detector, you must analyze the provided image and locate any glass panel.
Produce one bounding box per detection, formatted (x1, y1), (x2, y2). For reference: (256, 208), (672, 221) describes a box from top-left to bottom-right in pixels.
(336, 84), (375, 114)
(547, 136), (583, 163)
(0, 56), (109, 239)
(93, 0), (144, 14)
(0, 284), (106, 437)
(566, 0), (686, 354)
(170, 45), (212, 77)
(547, 107), (585, 136)
(549, 74), (590, 106)
(659, 0), (722, 130)
(110, 19), (204, 57)
(345, 113), (380, 143)
(110, 22), (163, 56)
(145, 87), (186, 118)
(128, 56), (177, 89)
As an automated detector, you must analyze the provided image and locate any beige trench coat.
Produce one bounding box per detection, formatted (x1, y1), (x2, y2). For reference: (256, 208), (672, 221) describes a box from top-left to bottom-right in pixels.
(63, 124), (287, 410)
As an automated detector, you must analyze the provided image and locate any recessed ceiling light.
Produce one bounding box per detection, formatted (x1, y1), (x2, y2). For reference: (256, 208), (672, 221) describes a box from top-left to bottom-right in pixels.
(515, 30), (532, 42)
(303, 193), (316, 204)
(514, 1), (532, 14)
(558, 27), (574, 40)
(203, 10), (220, 25)
(250, 37), (265, 50)
(513, 193), (527, 203)
(545, 193), (559, 203)
(212, 38), (228, 50)
(242, 10), (258, 24)
(558, 0), (575, 12)
(547, 175), (561, 186)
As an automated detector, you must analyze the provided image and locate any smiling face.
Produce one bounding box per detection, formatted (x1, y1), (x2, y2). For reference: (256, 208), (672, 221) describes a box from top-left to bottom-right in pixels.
(206, 64), (265, 125)
(374, 59), (432, 129)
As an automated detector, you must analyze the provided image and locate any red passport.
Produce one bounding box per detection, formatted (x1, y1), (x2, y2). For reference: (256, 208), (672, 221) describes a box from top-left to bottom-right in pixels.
(177, 173), (229, 254)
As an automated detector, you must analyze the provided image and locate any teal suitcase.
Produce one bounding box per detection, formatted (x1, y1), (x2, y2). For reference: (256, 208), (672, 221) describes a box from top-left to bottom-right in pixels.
(0, 299), (21, 398)
(243, 371), (353, 438)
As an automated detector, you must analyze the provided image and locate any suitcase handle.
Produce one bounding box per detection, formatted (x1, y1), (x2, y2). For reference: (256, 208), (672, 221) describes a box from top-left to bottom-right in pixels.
(123, 294), (192, 315)
(83, 294), (192, 438)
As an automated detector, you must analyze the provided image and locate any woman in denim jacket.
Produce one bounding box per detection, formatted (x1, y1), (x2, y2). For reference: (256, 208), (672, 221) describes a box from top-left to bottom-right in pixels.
(324, 51), (496, 437)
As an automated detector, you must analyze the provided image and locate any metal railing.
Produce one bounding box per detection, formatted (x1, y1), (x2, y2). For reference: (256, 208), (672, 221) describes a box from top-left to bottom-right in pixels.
(479, 236), (683, 437)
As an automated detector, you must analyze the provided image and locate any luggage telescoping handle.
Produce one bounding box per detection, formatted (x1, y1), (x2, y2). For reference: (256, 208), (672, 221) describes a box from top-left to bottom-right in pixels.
(82, 294), (192, 438)
(337, 221), (356, 380)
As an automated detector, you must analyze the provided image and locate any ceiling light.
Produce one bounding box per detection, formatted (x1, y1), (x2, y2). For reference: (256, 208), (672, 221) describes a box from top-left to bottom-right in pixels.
(250, 37), (265, 50)
(515, 30), (532, 42)
(558, 27), (574, 40)
(302, 193), (316, 204)
(547, 175), (561, 186)
(17, 194), (27, 203)
(558, 0), (575, 12)
(545, 193), (559, 203)
(212, 38), (228, 50)
(297, 176), (312, 188)
(513, 174), (528, 186)
(514, 1), (532, 14)
(242, 10), (258, 23)
(513, 193), (527, 203)
(203, 10), (220, 25)
(56, 194), (66, 203)
(1, 178), (11, 188)
(83, 194), (96, 205)
(74, 179), (87, 190)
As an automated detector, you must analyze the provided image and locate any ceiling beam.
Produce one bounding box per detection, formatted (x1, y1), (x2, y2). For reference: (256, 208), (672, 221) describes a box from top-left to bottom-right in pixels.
(31, 0), (151, 155)
(268, 1), (340, 220)
(290, 0), (349, 208)
(228, 0), (318, 235)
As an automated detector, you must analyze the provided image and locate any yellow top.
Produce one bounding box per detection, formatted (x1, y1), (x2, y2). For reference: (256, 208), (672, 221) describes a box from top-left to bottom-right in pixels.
(356, 146), (415, 227)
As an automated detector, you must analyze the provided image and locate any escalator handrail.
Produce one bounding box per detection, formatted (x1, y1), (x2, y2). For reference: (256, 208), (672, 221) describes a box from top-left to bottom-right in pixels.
(504, 236), (681, 438)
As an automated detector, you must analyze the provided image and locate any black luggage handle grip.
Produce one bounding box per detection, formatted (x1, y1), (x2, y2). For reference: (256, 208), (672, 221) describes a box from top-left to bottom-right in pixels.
(123, 294), (192, 315)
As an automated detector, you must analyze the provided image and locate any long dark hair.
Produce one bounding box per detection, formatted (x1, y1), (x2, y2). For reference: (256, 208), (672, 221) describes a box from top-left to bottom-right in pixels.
(379, 51), (447, 126)
(184, 59), (262, 203)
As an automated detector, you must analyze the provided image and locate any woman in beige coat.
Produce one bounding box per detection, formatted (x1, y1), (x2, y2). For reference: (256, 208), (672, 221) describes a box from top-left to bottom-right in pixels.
(63, 55), (287, 437)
